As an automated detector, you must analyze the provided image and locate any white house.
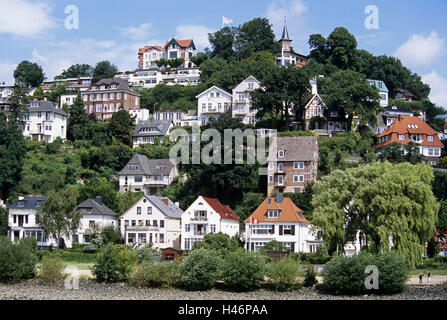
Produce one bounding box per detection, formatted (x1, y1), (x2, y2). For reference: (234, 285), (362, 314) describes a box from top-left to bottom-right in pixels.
(196, 86), (232, 126)
(6, 196), (53, 248)
(154, 109), (185, 126)
(119, 153), (179, 196)
(181, 196), (240, 251)
(244, 194), (322, 253)
(368, 79), (389, 107)
(232, 76), (261, 125)
(120, 195), (183, 249)
(73, 197), (120, 244)
(132, 119), (174, 148)
(128, 108), (150, 123)
(60, 94), (78, 109)
(22, 100), (68, 143)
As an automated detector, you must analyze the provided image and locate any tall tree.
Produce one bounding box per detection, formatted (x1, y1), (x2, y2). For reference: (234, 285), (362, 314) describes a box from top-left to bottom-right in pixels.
(319, 69), (381, 131)
(13, 61), (45, 87)
(92, 61), (119, 83)
(68, 93), (89, 141)
(108, 110), (135, 146)
(56, 64), (93, 79)
(208, 26), (236, 61)
(0, 85), (28, 201)
(312, 162), (439, 268)
(36, 187), (82, 249)
(234, 18), (280, 60)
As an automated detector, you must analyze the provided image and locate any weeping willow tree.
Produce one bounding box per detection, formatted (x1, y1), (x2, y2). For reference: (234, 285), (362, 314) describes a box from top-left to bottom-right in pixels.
(311, 162), (439, 269)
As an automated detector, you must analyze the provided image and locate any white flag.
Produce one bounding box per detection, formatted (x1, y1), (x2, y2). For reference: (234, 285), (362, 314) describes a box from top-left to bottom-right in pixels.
(222, 16), (234, 26)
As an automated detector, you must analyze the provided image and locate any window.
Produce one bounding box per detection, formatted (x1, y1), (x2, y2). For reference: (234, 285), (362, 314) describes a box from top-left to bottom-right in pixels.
(153, 220), (158, 227)
(268, 210), (280, 218)
(268, 175), (273, 183)
(278, 175), (284, 185)
(160, 220), (165, 228)
(294, 162), (304, 169)
(428, 136), (434, 142)
(159, 234), (164, 243)
(135, 176), (143, 183)
(185, 224), (190, 232)
(268, 162), (274, 170)
(147, 207), (152, 215)
(89, 221), (95, 228)
(399, 135), (405, 141)
(278, 150), (284, 158)
(210, 225), (216, 233)
(278, 163), (284, 173)
(137, 207), (142, 215)
(294, 188), (302, 193)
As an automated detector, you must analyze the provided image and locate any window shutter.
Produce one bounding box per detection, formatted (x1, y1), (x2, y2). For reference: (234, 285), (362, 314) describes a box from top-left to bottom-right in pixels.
(271, 225), (275, 234)
(279, 225), (283, 236)
(291, 225), (296, 236)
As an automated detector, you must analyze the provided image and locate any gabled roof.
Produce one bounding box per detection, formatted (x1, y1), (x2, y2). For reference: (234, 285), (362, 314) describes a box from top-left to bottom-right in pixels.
(268, 136), (319, 162)
(195, 86), (232, 99)
(133, 120), (173, 137)
(394, 88), (415, 97)
(376, 115), (444, 148)
(164, 38), (196, 50)
(202, 197), (240, 221)
(120, 195), (183, 219)
(6, 196), (46, 209)
(27, 100), (68, 116)
(245, 197), (309, 223)
(233, 75), (261, 92)
(303, 93), (325, 110)
(119, 154), (174, 176)
(75, 198), (118, 217)
(139, 46), (164, 54)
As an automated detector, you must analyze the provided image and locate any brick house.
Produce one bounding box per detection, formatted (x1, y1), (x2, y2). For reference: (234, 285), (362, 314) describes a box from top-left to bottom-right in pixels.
(82, 78), (141, 120)
(267, 136), (319, 195)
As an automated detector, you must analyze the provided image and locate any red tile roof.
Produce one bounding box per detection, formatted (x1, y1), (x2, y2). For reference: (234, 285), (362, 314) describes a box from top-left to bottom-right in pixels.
(139, 46), (163, 54)
(245, 197), (309, 224)
(376, 115), (444, 149)
(163, 39), (194, 49)
(202, 197), (240, 221)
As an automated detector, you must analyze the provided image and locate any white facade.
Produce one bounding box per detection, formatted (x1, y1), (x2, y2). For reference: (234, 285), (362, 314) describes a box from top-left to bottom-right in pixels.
(142, 48), (166, 69)
(60, 94), (78, 109)
(245, 222), (320, 253)
(129, 108), (151, 123)
(120, 196), (182, 250)
(196, 86), (232, 126)
(22, 101), (68, 143)
(119, 68), (201, 90)
(181, 196), (240, 250)
(154, 109), (185, 126)
(232, 76), (261, 125)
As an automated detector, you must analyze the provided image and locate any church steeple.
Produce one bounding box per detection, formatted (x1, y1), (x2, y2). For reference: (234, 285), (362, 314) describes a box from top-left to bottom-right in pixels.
(280, 17), (291, 41)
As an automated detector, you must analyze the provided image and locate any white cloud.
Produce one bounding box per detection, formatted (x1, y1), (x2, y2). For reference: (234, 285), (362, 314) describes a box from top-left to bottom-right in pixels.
(119, 23), (153, 41)
(0, 0), (56, 37)
(265, 0), (307, 39)
(175, 24), (216, 50)
(422, 71), (447, 108)
(0, 61), (16, 84)
(394, 31), (446, 67)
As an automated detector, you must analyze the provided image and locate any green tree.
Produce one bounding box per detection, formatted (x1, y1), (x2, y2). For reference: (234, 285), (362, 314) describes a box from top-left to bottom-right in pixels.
(208, 26), (236, 60)
(319, 69), (381, 131)
(0, 207), (7, 236)
(68, 93), (89, 141)
(192, 233), (242, 258)
(36, 187), (82, 249)
(234, 192), (265, 222)
(56, 64), (93, 79)
(0, 85), (28, 201)
(108, 110), (135, 146)
(312, 162), (439, 268)
(92, 61), (119, 82)
(234, 18), (280, 60)
(437, 200), (447, 232)
(14, 61), (45, 87)
(199, 57), (228, 83)
(190, 52), (209, 67)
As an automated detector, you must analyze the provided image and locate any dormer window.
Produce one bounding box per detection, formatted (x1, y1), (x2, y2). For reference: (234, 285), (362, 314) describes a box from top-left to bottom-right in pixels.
(278, 150), (284, 158)
(128, 164), (139, 170)
(267, 210), (280, 218)
(428, 136), (434, 142)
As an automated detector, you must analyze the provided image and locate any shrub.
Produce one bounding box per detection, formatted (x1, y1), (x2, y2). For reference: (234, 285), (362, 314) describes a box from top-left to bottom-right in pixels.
(0, 237), (37, 283)
(303, 265), (318, 288)
(222, 249), (266, 292)
(180, 249), (222, 291)
(374, 252), (409, 294)
(135, 243), (158, 264)
(267, 257), (301, 291)
(83, 243), (98, 254)
(322, 252), (409, 295)
(39, 255), (67, 284)
(92, 244), (137, 283)
(129, 261), (181, 288)
(101, 226), (123, 245)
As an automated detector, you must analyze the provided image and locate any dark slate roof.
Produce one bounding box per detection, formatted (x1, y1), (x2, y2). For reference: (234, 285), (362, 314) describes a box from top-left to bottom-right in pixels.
(147, 196), (183, 218)
(6, 196), (46, 209)
(268, 136), (319, 162)
(280, 23), (291, 41)
(384, 106), (414, 115)
(133, 120), (173, 137)
(119, 154), (174, 176)
(75, 198), (119, 217)
(88, 78), (141, 96)
(27, 100), (68, 116)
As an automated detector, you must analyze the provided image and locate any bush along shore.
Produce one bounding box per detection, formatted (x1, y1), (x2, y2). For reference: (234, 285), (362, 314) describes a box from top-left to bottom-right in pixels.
(1, 236), (447, 300)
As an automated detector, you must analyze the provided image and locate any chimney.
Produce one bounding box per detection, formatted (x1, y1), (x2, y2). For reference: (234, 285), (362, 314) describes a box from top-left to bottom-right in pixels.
(175, 201), (180, 207)
(95, 196), (103, 205)
(276, 193), (283, 204)
(162, 199), (169, 206)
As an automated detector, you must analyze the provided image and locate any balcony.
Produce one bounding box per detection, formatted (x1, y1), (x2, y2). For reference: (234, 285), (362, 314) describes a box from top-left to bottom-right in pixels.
(125, 226), (159, 232)
(201, 108), (220, 114)
(190, 217), (208, 223)
(194, 231), (207, 236)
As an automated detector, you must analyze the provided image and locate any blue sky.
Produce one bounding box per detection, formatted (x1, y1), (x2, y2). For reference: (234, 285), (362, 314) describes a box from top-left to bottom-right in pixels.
(0, 0), (446, 106)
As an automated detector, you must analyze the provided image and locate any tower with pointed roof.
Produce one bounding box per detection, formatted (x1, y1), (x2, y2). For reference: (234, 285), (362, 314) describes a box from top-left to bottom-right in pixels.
(275, 17), (309, 68)
(279, 18), (292, 53)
